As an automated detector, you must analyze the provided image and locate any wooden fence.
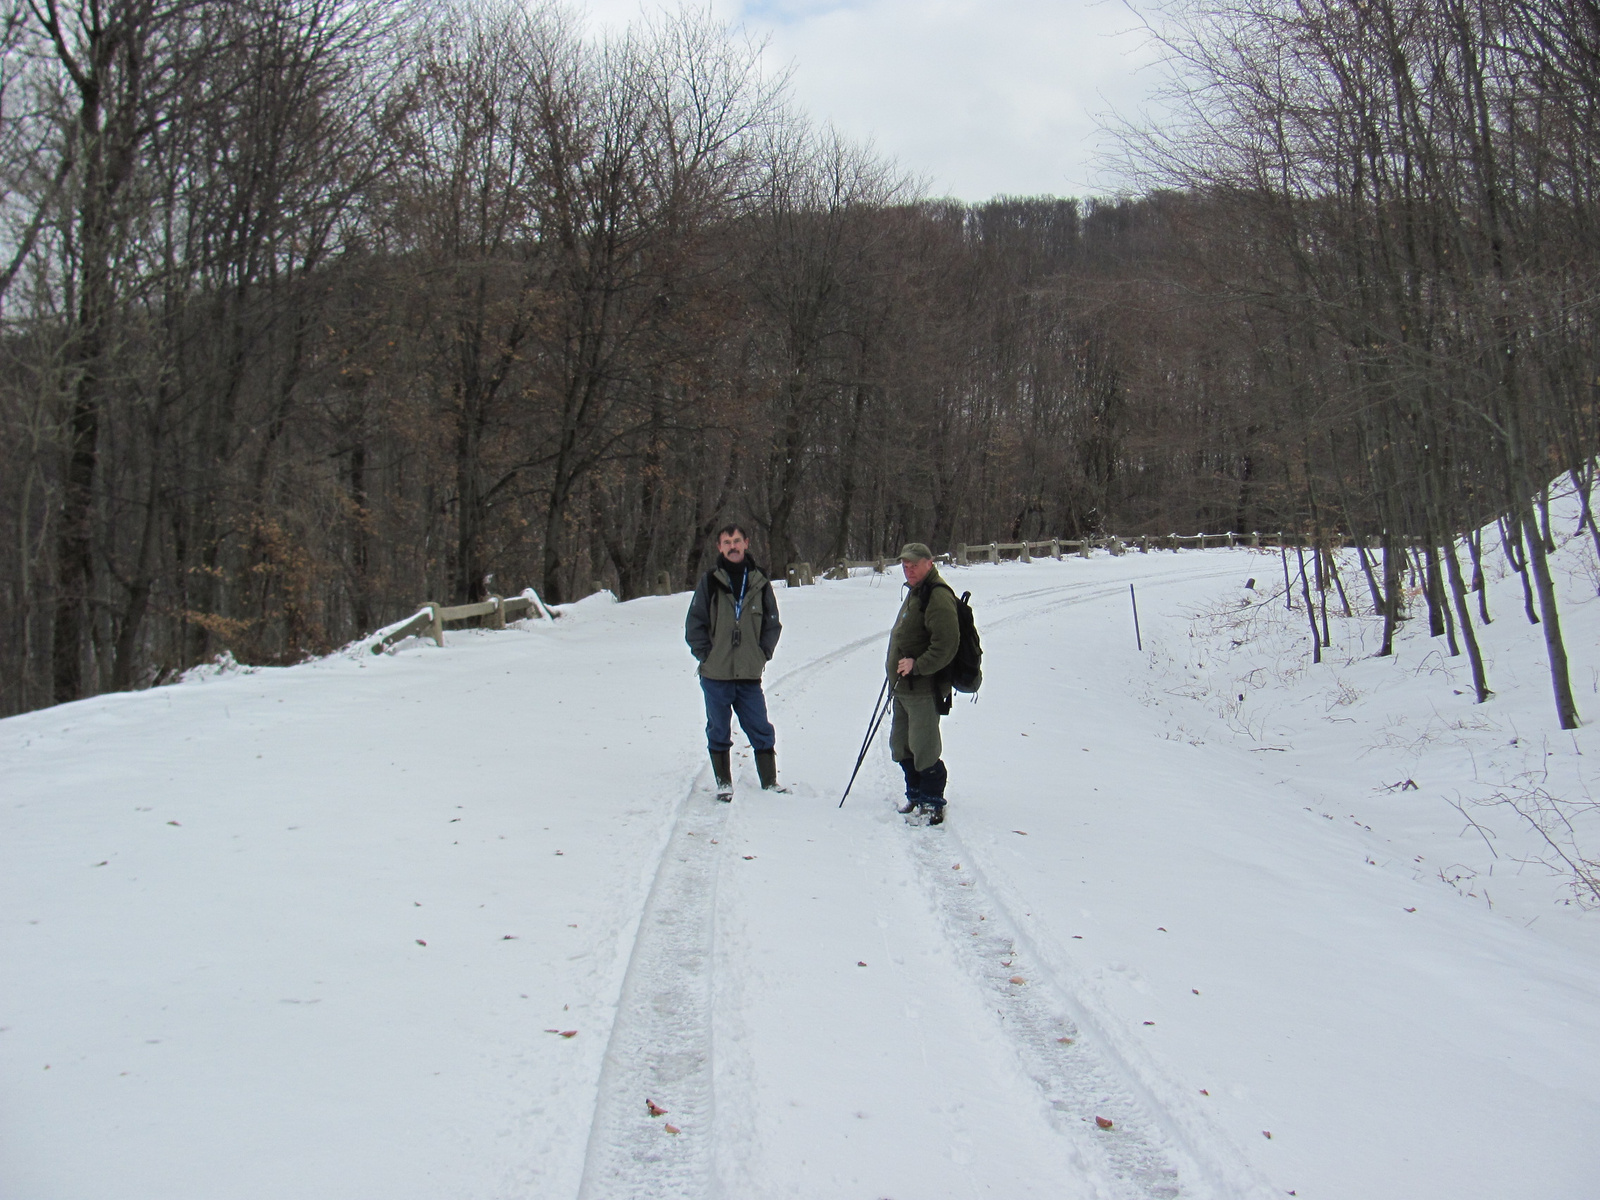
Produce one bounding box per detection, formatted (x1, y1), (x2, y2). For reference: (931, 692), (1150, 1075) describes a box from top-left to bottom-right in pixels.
(791, 531), (1330, 585)
(369, 588), (555, 654)
(372, 531), (1318, 637)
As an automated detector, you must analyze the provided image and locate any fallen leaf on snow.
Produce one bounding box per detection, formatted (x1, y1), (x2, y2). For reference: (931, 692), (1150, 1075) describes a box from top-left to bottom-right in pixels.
(92, 861), (107, 867)
(1143, 1021), (1155, 1026)
(167, 821), (181, 826)
(1262, 1130), (1273, 1139)
(663, 1123), (681, 1135)
(1095, 1116), (1114, 1130)
(502, 935), (518, 940)
(646, 1099), (668, 1117)
(857, 961), (867, 967)
(1192, 988), (1200, 995)
(415, 939), (427, 946)
(951, 863), (961, 870)
(1405, 907), (1417, 913)
(1056, 1037), (1074, 1044)
(559, 1030), (577, 1038)
(1011, 830), (1028, 835)
(1199, 1089), (1209, 1095)
(1009, 976), (1027, 985)
(742, 855), (756, 861)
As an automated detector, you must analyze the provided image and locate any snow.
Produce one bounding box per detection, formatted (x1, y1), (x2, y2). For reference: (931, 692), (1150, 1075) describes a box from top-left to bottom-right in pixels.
(6, 515), (1600, 1199)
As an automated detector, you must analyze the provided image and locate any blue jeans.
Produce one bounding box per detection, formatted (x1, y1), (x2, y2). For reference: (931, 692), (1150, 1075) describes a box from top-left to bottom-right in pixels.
(700, 677), (776, 753)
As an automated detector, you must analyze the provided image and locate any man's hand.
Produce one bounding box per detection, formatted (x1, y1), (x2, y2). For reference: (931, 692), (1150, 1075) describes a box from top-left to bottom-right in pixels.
(897, 657), (915, 677)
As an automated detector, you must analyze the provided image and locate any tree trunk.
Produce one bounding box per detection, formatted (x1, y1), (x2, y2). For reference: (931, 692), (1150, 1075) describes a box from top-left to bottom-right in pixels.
(1444, 538), (1490, 703)
(1378, 537), (1402, 657)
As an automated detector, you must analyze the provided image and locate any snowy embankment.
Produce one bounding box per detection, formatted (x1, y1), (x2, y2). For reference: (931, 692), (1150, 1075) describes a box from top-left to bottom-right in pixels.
(5, 517), (1600, 1200)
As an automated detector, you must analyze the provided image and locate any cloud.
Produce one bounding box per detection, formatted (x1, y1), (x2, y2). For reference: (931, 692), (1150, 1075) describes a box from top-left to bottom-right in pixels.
(574, 0), (1161, 201)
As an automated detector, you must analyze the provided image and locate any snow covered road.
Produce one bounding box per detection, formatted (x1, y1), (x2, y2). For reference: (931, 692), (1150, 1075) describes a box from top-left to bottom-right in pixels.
(6, 547), (1600, 1198)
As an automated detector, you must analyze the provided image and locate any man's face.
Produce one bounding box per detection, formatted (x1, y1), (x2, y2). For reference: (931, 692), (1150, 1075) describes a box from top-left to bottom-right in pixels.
(718, 532), (748, 562)
(901, 556), (932, 586)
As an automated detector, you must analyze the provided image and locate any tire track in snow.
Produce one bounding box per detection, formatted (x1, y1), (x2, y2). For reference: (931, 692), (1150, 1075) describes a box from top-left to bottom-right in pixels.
(576, 776), (727, 1200)
(901, 820), (1268, 1200)
(573, 623), (897, 1198)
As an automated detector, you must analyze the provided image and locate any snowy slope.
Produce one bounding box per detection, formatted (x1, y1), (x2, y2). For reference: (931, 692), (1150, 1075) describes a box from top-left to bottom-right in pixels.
(4, 527), (1599, 1199)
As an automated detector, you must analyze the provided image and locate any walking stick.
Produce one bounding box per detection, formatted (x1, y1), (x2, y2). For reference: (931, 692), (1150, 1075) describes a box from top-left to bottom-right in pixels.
(839, 677), (894, 807)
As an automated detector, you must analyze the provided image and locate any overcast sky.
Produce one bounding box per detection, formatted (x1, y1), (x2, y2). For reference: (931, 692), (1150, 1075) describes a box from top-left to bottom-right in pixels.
(577, 0), (1162, 202)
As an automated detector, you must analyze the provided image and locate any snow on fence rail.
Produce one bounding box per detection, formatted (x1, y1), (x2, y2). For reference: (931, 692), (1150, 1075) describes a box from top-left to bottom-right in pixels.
(795, 531), (1334, 583)
(955, 531), (1339, 565)
(371, 532), (1327, 638)
(368, 588), (555, 654)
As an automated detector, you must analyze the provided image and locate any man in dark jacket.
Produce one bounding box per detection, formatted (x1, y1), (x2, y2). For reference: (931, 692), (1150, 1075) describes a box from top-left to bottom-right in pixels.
(887, 542), (959, 824)
(685, 524), (784, 800)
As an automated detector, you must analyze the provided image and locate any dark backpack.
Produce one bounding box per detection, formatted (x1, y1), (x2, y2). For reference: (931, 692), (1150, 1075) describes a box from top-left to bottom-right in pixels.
(931, 583), (983, 695)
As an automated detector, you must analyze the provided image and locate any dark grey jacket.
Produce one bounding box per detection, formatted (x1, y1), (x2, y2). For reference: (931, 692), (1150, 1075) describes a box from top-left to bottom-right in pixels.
(685, 560), (782, 681)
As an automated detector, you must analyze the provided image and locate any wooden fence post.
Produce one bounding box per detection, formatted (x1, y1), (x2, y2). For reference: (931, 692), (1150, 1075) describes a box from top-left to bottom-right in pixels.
(426, 603), (444, 647)
(486, 596), (506, 630)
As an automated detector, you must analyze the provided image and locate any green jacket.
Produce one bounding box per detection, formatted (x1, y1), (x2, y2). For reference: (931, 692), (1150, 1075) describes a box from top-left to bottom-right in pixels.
(685, 560), (782, 681)
(886, 566), (959, 695)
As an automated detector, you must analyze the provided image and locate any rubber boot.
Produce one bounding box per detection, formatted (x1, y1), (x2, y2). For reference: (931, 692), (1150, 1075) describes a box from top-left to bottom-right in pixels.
(919, 760), (948, 825)
(711, 750), (733, 802)
(755, 749), (788, 792)
(896, 758), (924, 814)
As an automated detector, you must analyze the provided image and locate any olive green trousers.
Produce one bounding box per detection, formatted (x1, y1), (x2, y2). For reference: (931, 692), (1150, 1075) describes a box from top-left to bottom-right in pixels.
(888, 682), (943, 771)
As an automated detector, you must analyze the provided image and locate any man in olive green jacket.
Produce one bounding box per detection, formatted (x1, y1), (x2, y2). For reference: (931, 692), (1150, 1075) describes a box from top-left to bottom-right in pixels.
(887, 542), (959, 823)
(685, 524), (784, 800)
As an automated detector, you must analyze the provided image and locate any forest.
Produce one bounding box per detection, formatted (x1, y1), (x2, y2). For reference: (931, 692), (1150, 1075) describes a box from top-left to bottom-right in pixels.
(1, 0), (1596, 723)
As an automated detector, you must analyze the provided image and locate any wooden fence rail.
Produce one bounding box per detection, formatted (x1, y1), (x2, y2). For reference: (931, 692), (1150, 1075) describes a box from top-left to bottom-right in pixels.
(369, 588), (555, 654)
(376, 533), (1335, 634)
(791, 531), (1349, 585)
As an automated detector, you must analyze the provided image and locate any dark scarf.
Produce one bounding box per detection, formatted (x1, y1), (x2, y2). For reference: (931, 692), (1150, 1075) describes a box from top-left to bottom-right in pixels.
(717, 554), (750, 594)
